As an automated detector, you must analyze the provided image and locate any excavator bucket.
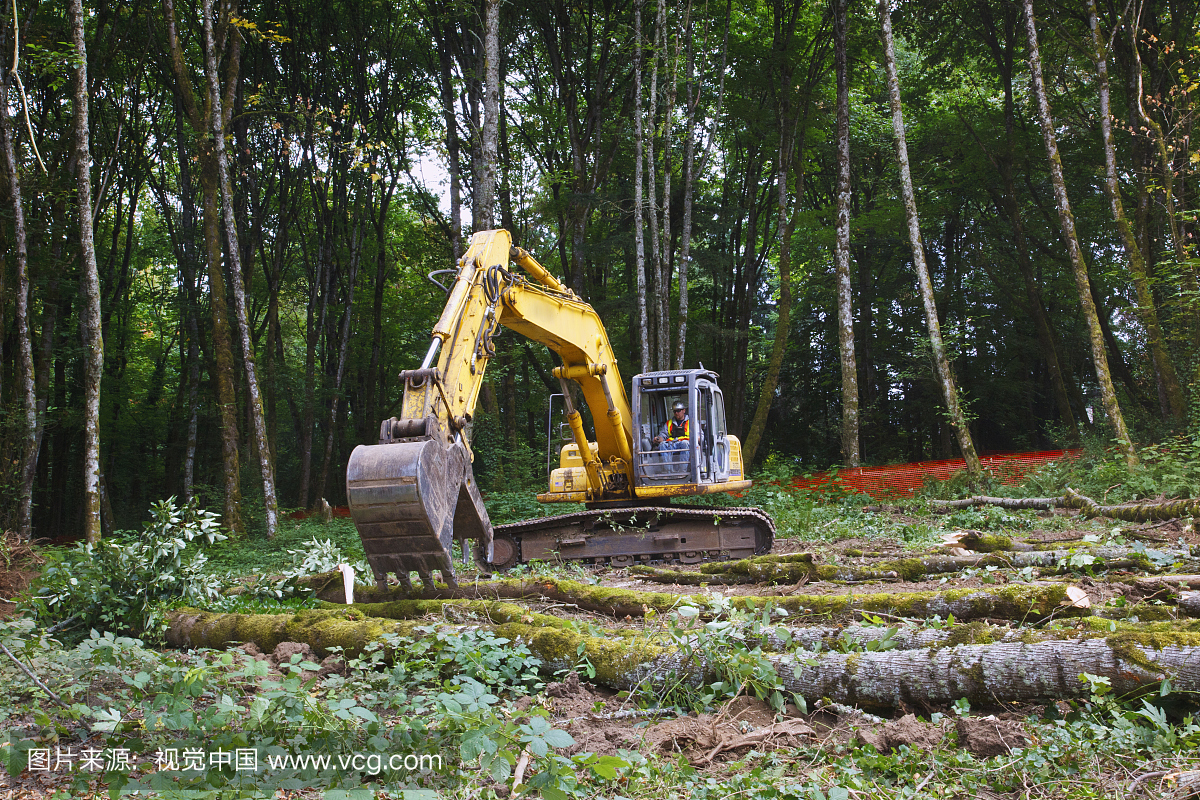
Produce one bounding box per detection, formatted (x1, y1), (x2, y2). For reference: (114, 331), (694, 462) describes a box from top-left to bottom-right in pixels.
(346, 438), (493, 590)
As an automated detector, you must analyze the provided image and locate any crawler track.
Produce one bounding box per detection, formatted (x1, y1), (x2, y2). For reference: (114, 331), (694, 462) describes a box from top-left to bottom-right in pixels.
(481, 505), (775, 569)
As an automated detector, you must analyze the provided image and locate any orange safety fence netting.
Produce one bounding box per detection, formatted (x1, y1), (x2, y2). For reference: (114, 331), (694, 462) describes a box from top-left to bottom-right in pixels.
(788, 449), (1081, 500)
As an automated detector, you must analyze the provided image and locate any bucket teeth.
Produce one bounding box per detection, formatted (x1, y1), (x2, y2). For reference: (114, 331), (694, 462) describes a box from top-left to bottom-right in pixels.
(347, 437), (494, 589)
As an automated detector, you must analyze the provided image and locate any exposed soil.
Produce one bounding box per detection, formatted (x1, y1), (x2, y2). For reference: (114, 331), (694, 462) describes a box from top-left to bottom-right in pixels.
(541, 669), (1036, 769)
(0, 531), (43, 620)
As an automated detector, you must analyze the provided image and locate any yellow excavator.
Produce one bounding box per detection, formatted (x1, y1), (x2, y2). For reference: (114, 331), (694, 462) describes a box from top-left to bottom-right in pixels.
(346, 230), (774, 589)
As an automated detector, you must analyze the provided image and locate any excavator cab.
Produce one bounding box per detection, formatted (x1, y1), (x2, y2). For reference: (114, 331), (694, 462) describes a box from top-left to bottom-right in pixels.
(544, 367), (749, 503)
(631, 369), (736, 487)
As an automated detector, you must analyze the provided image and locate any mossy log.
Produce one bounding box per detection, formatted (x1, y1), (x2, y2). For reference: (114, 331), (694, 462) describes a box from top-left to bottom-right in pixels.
(304, 575), (1190, 623)
(164, 603), (665, 689)
(298, 574), (689, 619)
(1129, 575), (1200, 594)
(765, 636), (1200, 710)
(164, 607), (1200, 708)
(629, 547), (1160, 586)
(784, 618), (1200, 651)
(931, 487), (1200, 522)
(1062, 487), (1200, 521)
(932, 496), (1062, 511)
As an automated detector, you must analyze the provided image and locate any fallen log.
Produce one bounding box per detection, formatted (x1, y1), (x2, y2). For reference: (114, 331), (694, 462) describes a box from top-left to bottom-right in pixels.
(296, 574), (690, 619)
(165, 602), (667, 689)
(629, 547), (1164, 586)
(163, 607), (1200, 708)
(930, 487), (1200, 523)
(300, 575), (1153, 623)
(1063, 487), (1200, 522)
(765, 637), (1200, 710)
(1128, 575), (1200, 596)
(932, 496), (1062, 511)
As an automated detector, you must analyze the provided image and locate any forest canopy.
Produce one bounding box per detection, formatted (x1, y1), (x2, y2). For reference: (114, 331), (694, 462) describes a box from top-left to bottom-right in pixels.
(0, 0), (1197, 540)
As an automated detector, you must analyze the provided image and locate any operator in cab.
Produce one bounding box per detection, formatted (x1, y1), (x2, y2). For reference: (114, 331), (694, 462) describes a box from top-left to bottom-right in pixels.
(653, 401), (690, 452)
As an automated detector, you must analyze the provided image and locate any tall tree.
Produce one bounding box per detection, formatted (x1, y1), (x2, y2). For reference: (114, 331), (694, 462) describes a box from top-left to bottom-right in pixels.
(1087, 0), (1184, 422)
(673, 0), (731, 370)
(1022, 0), (1137, 466)
(743, 0), (821, 466)
(880, 0), (982, 476)
(967, 0), (1079, 438)
(478, 0), (499, 229)
(69, 0), (104, 543)
(633, 0), (650, 373)
(0, 53), (37, 538)
(201, 0), (279, 537)
(163, 0), (244, 533)
(834, 0), (859, 466)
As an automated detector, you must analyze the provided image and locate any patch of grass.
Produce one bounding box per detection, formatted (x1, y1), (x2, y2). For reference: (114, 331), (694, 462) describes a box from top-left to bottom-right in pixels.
(484, 489), (585, 525)
(193, 593), (324, 615)
(940, 506), (1037, 531)
(201, 516), (367, 578)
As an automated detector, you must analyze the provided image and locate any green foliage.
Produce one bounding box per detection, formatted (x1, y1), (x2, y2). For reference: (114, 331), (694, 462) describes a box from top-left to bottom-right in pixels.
(202, 516), (367, 576)
(471, 412), (548, 493)
(26, 498), (225, 638)
(941, 506), (1035, 531)
(484, 490), (584, 525)
(0, 615), (581, 795)
(368, 627), (545, 694)
(644, 595), (801, 713)
(1022, 437), (1200, 503)
(204, 532), (370, 608)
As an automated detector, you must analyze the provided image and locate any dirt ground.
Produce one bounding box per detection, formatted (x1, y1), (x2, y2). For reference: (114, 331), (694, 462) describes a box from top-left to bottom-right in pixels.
(3, 508), (1197, 793)
(535, 669), (1034, 769)
(0, 531), (42, 620)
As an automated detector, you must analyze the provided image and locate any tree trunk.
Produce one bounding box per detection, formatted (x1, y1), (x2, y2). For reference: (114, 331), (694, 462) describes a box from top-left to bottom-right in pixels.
(1, 74), (37, 540)
(164, 606), (1200, 708)
(880, 0), (982, 477)
(777, 637), (1199, 710)
(673, 9), (696, 371)
(163, 0), (244, 533)
(478, 0), (499, 230)
(633, 0), (650, 374)
(954, 2), (1076, 435)
(203, 0), (278, 538)
(656, 4), (681, 370)
(317, 215), (361, 501)
(1022, 0), (1137, 467)
(633, 548), (1163, 585)
(436, 28), (462, 260)
(69, 0), (104, 544)
(743, 128), (801, 464)
(834, 0), (859, 467)
(366, 186), (393, 432)
(1088, 0), (1185, 422)
(933, 487), (1200, 522)
(645, 0), (665, 367)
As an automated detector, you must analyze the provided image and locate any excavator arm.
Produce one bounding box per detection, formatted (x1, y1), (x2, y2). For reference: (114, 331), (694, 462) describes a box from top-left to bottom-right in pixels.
(347, 230), (635, 588)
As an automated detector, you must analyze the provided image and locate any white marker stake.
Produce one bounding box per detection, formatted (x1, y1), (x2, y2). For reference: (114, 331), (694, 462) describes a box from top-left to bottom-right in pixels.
(338, 563), (355, 605)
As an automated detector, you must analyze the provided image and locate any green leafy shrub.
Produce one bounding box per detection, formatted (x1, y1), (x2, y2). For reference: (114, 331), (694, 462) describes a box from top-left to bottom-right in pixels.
(372, 627), (544, 694)
(26, 497), (225, 638)
(1013, 436), (1200, 503)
